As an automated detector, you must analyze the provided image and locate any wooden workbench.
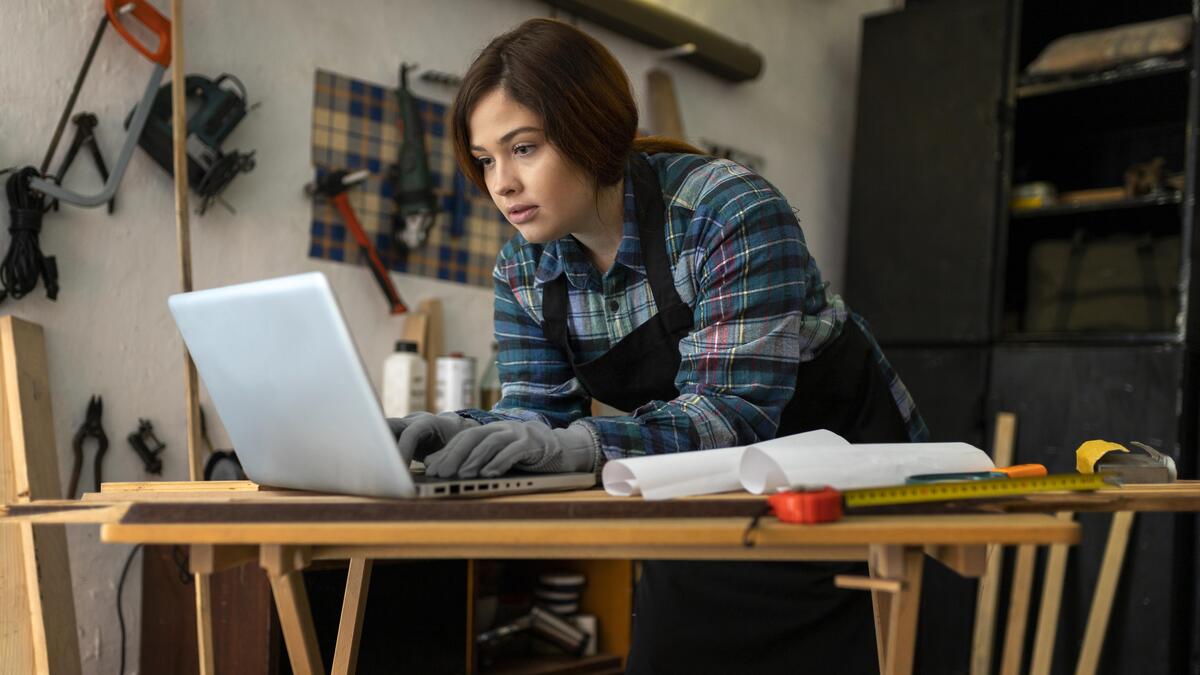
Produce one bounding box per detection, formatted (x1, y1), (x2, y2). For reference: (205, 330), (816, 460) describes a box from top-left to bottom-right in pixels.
(3, 482), (1081, 675)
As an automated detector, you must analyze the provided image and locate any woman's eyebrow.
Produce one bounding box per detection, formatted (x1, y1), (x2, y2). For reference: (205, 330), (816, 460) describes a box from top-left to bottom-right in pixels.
(470, 126), (542, 152)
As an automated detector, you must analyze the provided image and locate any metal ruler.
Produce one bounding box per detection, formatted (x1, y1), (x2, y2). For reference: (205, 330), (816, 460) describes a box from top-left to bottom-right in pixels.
(843, 473), (1112, 508)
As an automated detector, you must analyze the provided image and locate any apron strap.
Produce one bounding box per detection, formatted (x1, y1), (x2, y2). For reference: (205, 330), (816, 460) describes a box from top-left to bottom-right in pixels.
(627, 152), (688, 318)
(541, 153), (695, 356)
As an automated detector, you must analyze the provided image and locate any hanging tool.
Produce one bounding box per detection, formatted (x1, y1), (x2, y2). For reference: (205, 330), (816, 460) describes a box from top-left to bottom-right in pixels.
(68, 396), (109, 499)
(30, 0), (171, 208)
(49, 112), (115, 213)
(305, 169), (407, 314)
(1077, 439), (1177, 483)
(127, 418), (167, 474)
(389, 63), (438, 251)
(128, 73), (256, 215)
(1, 168), (59, 302)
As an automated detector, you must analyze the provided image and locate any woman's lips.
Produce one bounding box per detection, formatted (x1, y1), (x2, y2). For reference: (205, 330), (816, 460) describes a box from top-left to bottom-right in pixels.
(508, 205), (539, 224)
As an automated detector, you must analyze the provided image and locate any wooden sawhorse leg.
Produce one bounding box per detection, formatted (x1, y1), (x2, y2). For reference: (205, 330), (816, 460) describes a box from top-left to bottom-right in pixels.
(256, 546), (376, 675)
(836, 544), (925, 675)
(332, 557), (374, 675)
(262, 545), (324, 675)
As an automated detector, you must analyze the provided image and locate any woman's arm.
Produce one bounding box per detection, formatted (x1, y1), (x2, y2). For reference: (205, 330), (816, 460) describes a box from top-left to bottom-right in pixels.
(455, 243), (591, 427)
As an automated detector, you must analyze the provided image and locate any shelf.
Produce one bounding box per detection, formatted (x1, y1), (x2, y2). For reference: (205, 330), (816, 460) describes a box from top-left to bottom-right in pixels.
(998, 332), (1182, 345)
(1010, 191), (1183, 219)
(484, 652), (623, 675)
(1016, 57), (1190, 99)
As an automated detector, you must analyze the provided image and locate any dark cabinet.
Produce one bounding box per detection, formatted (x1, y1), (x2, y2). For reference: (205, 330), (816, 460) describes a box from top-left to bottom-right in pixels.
(847, 1), (1200, 673)
(845, 0), (1010, 343)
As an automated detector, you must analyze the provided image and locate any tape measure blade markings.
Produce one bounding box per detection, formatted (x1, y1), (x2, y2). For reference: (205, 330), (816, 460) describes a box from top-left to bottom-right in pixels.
(843, 473), (1112, 509)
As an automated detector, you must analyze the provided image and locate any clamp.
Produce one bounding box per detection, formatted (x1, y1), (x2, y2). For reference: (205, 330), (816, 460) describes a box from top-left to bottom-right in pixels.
(68, 396), (109, 499)
(127, 418), (166, 475)
(49, 112), (115, 213)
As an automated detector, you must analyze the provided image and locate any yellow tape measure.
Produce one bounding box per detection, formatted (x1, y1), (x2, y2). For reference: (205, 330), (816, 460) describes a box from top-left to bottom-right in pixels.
(843, 473), (1111, 508)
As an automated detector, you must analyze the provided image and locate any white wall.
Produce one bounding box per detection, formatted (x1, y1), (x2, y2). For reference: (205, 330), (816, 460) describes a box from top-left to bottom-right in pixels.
(0, 0), (887, 671)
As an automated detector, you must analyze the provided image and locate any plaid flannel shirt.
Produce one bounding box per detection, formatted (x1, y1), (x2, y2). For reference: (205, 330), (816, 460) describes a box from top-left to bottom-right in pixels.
(459, 152), (928, 460)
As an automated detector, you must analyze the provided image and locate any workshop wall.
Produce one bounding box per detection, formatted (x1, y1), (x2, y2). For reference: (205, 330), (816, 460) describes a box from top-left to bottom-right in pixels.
(0, 0), (886, 672)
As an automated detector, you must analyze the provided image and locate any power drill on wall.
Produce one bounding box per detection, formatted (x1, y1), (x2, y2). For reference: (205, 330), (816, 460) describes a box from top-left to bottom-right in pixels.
(126, 73), (256, 214)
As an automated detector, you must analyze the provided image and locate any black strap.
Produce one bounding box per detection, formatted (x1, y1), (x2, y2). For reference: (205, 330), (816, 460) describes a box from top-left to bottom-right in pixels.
(542, 152), (691, 353)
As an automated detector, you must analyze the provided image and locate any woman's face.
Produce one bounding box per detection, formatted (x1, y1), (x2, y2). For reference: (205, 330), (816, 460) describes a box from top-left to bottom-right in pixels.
(468, 88), (598, 244)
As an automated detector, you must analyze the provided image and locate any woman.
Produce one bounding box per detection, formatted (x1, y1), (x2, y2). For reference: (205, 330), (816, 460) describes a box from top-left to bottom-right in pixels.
(391, 17), (928, 674)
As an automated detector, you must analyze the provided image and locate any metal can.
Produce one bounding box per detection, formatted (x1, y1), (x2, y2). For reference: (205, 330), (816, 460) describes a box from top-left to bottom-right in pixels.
(435, 353), (477, 412)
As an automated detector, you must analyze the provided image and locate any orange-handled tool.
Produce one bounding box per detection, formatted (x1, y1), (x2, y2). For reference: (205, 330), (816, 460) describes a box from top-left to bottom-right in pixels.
(106, 0), (171, 67)
(994, 464), (1047, 478)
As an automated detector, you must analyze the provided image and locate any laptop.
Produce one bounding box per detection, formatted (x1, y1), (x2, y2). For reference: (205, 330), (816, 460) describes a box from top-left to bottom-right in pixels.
(167, 272), (596, 499)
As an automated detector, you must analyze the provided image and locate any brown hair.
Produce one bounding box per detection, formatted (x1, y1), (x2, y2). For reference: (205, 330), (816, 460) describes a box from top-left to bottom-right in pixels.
(451, 18), (702, 193)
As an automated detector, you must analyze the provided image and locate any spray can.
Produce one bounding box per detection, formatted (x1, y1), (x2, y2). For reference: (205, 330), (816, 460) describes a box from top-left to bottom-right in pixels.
(436, 352), (477, 412)
(382, 340), (427, 417)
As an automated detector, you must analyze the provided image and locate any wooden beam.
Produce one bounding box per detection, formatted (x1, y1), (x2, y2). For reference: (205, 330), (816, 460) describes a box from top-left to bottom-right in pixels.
(1075, 512), (1135, 675)
(971, 411), (1018, 675)
(1030, 512), (1074, 675)
(0, 316), (81, 675)
(999, 544), (1036, 675)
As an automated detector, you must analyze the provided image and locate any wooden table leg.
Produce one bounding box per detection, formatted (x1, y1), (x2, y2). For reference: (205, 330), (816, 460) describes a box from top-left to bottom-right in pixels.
(868, 544), (925, 675)
(1074, 511), (1135, 675)
(1029, 512), (1074, 675)
(261, 545), (324, 675)
(332, 557), (374, 675)
(999, 544), (1037, 675)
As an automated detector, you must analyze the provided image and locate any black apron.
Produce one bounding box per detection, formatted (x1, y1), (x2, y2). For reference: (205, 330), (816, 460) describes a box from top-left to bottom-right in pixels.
(542, 154), (911, 675)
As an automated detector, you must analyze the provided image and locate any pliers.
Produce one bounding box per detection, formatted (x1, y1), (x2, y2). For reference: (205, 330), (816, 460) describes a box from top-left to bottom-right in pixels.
(68, 396), (108, 499)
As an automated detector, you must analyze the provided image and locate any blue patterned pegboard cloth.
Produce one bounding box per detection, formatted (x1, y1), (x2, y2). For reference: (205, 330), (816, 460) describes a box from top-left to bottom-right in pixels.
(309, 69), (510, 287)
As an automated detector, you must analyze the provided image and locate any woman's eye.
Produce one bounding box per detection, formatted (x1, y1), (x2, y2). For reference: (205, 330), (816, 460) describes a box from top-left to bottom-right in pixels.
(476, 156), (493, 168)
(514, 144), (535, 157)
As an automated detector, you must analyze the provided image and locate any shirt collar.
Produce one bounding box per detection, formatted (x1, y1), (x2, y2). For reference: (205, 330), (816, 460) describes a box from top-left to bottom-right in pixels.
(533, 162), (647, 289)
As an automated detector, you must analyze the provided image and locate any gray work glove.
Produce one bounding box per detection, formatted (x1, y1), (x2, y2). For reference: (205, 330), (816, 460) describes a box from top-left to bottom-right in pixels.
(424, 420), (598, 479)
(389, 412), (481, 465)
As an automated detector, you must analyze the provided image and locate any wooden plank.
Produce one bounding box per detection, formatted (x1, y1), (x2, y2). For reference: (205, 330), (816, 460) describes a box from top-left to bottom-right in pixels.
(1074, 511), (1135, 675)
(0, 316), (80, 675)
(1029, 512), (1073, 675)
(417, 298), (443, 407)
(999, 544), (1036, 675)
(646, 69), (685, 139)
(311, 543), (869, 562)
(1, 502), (129, 524)
(971, 411), (1017, 675)
(102, 512), (1081, 548)
(99, 480), (264, 494)
(331, 557), (373, 675)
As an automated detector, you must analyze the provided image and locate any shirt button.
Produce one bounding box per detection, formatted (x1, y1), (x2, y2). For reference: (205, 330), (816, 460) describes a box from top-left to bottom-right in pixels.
(608, 300), (619, 312)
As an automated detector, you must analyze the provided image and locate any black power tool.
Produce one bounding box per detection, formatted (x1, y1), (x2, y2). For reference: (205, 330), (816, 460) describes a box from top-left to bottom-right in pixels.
(126, 73), (256, 214)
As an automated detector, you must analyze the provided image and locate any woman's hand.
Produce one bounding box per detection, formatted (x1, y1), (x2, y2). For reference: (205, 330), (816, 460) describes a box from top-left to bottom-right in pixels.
(423, 420), (597, 478)
(390, 412), (480, 465)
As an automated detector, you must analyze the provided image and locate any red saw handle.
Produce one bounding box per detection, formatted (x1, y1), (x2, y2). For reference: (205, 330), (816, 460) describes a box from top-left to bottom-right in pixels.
(105, 0), (171, 67)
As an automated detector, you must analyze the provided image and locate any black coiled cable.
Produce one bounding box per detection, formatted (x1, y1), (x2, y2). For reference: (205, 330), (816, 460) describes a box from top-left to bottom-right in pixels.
(1, 167), (58, 302)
